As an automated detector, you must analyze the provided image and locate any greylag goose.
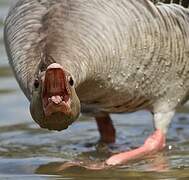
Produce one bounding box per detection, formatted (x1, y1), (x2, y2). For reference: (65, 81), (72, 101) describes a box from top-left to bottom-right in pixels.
(4, 0), (189, 166)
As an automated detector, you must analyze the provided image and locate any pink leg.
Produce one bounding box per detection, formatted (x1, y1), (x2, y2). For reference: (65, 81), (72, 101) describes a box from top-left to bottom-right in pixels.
(95, 114), (116, 144)
(106, 129), (165, 166)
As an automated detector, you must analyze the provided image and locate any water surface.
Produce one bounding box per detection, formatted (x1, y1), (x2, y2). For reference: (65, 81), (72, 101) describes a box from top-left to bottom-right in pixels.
(1, 1), (189, 179)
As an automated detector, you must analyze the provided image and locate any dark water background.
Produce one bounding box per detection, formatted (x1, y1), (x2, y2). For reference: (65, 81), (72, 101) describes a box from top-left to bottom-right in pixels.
(1, 0), (189, 179)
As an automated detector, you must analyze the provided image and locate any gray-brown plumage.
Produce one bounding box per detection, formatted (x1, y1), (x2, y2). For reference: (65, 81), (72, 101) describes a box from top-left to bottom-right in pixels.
(151, 0), (189, 8)
(4, 0), (189, 165)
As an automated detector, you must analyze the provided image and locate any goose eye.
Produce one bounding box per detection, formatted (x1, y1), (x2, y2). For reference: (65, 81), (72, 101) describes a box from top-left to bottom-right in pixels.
(68, 77), (74, 86)
(34, 79), (39, 89)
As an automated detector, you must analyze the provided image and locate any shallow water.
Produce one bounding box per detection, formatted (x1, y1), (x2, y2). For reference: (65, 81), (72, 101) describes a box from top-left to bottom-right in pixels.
(1, 1), (189, 179)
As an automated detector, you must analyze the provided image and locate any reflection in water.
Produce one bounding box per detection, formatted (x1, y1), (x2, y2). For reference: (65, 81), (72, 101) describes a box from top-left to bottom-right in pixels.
(35, 152), (189, 179)
(145, 153), (170, 172)
(36, 152), (169, 173)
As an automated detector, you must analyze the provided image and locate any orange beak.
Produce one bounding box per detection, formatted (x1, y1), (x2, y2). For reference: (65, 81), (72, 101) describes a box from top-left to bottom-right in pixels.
(42, 64), (72, 117)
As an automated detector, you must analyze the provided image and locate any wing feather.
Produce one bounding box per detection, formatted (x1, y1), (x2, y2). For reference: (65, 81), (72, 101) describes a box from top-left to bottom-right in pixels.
(150, 0), (189, 8)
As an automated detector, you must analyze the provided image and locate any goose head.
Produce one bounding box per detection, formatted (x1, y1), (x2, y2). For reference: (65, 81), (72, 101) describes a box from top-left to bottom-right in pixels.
(30, 63), (80, 131)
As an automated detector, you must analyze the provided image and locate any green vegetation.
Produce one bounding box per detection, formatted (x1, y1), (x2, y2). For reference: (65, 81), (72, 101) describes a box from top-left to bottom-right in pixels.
(0, 66), (13, 77)
(0, 89), (15, 94)
(0, 20), (3, 27)
(0, 0), (9, 6)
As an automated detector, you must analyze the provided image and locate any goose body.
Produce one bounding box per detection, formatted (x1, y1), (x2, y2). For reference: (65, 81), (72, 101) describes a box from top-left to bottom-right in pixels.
(4, 0), (189, 165)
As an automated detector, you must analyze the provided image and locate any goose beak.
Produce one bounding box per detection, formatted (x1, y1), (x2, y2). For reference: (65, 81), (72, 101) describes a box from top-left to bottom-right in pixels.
(42, 63), (72, 117)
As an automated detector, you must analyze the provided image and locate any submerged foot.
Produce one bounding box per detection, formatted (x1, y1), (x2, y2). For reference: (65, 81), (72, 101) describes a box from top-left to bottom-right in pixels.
(106, 129), (166, 166)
